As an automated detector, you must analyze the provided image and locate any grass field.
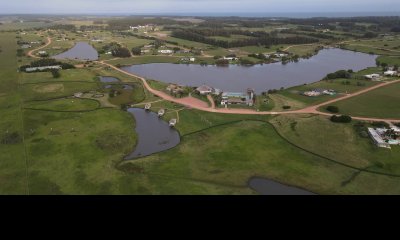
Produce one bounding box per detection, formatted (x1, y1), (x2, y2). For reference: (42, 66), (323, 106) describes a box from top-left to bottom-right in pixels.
(24, 98), (101, 112)
(20, 69), (98, 84)
(21, 82), (100, 101)
(277, 78), (379, 107)
(271, 115), (400, 176)
(328, 81), (400, 119)
(376, 55), (400, 66)
(0, 32), (27, 194)
(286, 44), (322, 57)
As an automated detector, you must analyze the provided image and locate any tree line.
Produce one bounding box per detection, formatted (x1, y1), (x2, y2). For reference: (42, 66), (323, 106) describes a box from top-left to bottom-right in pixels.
(171, 29), (318, 48)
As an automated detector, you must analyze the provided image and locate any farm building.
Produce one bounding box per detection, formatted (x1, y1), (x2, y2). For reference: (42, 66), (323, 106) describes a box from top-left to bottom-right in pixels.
(158, 49), (173, 54)
(364, 73), (381, 80)
(384, 70), (397, 76)
(221, 89), (255, 106)
(25, 65), (62, 72)
(196, 85), (214, 95)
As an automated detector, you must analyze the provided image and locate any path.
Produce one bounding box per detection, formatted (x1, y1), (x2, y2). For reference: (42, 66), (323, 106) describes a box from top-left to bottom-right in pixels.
(32, 37), (400, 123)
(207, 95), (215, 109)
(27, 37), (52, 58)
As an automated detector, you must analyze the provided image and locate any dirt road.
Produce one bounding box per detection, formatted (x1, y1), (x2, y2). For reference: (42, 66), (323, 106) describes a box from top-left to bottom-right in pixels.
(27, 37), (52, 58)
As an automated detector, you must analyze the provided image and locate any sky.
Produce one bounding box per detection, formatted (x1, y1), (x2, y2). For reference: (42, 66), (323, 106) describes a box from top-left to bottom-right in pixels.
(0, 0), (400, 15)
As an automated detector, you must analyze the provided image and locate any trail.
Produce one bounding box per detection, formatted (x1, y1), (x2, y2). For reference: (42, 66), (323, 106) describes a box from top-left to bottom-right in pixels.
(27, 37), (52, 58)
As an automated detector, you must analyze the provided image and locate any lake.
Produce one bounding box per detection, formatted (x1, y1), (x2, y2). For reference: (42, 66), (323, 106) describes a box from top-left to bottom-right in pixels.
(125, 108), (180, 160)
(54, 42), (98, 61)
(249, 177), (316, 195)
(122, 48), (377, 94)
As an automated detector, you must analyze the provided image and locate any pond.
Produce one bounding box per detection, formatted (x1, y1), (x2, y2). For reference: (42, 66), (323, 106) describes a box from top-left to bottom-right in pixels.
(122, 48), (377, 94)
(125, 108), (180, 160)
(248, 177), (316, 195)
(99, 76), (120, 83)
(54, 42), (99, 61)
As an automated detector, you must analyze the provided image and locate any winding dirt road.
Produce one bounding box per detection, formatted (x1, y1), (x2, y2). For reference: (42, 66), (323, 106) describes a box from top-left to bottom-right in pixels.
(33, 37), (400, 123)
(27, 37), (52, 58)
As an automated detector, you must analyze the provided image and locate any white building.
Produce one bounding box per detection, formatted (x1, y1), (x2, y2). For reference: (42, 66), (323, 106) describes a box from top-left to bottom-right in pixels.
(223, 57), (238, 61)
(196, 85), (214, 95)
(384, 70), (397, 76)
(365, 74), (380, 80)
(368, 128), (391, 148)
(158, 49), (173, 54)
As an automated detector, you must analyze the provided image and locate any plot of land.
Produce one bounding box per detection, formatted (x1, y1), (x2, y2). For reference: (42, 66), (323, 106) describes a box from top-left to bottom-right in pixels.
(330, 81), (400, 119)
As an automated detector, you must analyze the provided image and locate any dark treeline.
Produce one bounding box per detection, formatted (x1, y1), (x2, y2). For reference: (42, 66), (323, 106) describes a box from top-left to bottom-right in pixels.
(287, 16), (400, 32)
(48, 24), (76, 31)
(171, 29), (318, 48)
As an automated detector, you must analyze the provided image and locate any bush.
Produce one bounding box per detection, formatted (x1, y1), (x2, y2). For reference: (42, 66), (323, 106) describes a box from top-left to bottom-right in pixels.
(51, 69), (61, 78)
(215, 59), (229, 66)
(326, 70), (352, 79)
(372, 121), (390, 128)
(1, 132), (22, 144)
(282, 105), (291, 109)
(131, 47), (142, 56)
(330, 115), (352, 123)
(239, 58), (255, 66)
(112, 47), (131, 58)
(326, 106), (339, 113)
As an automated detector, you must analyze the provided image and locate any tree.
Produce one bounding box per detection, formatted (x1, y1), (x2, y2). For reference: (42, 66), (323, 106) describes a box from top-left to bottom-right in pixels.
(112, 47), (131, 58)
(330, 115), (352, 123)
(326, 106), (339, 113)
(51, 69), (61, 78)
(131, 47), (142, 56)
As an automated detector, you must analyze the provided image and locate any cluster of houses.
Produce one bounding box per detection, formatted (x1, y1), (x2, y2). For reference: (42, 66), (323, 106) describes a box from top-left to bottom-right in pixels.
(302, 89), (336, 97)
(368, 125), (400, 149)
(195, 85), (254, 106)
(364, 67), (399, 80)
(129, 24), (157, 32)
(263, 52), (289, 60)
(180, 57), (196, 63)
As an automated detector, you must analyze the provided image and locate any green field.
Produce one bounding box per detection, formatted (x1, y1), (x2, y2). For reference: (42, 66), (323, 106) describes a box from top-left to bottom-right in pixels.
(271, 115), (400, 176)
(20, 69), (98, 84)
(328, 81), (400, 119)
(277, 78), (379, 107)
(25, 98), (101, 112)
(0, 32), (28, 194)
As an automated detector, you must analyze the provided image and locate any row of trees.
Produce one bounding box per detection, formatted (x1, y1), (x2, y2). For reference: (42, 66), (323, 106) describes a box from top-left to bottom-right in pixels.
(171, 29), (318, 48)
(19, 58), (75, 72)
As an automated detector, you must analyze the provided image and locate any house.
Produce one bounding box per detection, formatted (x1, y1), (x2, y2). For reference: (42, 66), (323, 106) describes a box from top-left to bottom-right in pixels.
(74, 92), (83, 98)
(274, 53), (288, 58)
(180, 57), (196, 62)
(223, 57), (238, 61)
(196, 85), (214, 95)
(221, 89), (255, 106)
(166, 84), (185, 94)
(158, 49), (173, 54)
(384, 70), (397, 76)
(20, 44), (31, 49)
(38, 51), (47, 56)
(368, 128), (391, 148)
(365, 73), (381, 80)
(303, 90), (321, 97)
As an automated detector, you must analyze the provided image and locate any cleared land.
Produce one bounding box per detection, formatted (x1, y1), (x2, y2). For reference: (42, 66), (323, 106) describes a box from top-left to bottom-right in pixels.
(329, 81), (400, 119)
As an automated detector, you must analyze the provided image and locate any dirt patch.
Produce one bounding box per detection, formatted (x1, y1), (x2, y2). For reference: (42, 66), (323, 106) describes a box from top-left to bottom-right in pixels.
(33, 83), (64, 93)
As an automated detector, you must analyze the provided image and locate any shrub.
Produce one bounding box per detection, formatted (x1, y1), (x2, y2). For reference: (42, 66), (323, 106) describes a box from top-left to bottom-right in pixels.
(372, 121), (390, 128)
(326, 106), (339, 113)
(282, 105), (291, 109)
(1, 132), (22, 144)
(330, 115), (352, 123)
(51, 69), (61, 78)
(215, 59), (229, 66)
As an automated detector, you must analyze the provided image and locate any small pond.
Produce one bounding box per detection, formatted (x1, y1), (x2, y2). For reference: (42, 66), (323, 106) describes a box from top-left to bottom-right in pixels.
(99, 76), (120, 83)
(125, 108), (180, 160)
(54, 42), (99, 61)
(249, 177), (316, 195)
